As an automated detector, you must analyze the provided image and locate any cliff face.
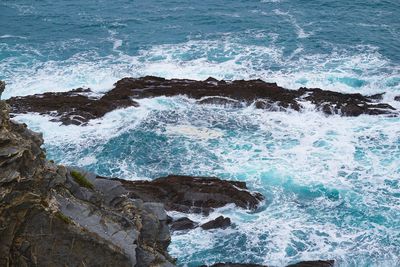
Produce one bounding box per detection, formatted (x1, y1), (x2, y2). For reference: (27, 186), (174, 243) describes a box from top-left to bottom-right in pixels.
(0, 100), (175, 266)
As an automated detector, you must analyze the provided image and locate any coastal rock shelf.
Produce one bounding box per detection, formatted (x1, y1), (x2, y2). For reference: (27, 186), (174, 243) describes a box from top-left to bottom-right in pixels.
(6, 76), (397, 125)
(113, 175), (264, 215)
(0, 97), (335, 266)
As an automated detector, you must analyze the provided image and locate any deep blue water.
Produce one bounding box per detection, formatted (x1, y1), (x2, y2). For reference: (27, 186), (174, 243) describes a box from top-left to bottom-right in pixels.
(1, 1), (400, 266)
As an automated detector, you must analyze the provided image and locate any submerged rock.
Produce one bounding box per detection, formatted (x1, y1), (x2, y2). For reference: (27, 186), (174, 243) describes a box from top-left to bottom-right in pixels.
(114, 174), (264, 215)
(6, 76), (396, 125)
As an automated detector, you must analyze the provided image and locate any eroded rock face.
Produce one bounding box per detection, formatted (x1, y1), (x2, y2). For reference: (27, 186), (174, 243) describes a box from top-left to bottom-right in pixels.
(0, 100), (175, 266)
(6, 76), (396, 125)
(114, 175), (264, 215)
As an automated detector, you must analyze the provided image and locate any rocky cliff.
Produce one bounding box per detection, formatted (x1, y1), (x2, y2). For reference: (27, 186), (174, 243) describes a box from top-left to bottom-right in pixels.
(0, 100), (175, 266)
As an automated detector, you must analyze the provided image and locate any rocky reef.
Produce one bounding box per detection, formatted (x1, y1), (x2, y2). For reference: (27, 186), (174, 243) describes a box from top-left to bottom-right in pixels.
(6, 76), (396, 125)
(1, 78), (335, 266)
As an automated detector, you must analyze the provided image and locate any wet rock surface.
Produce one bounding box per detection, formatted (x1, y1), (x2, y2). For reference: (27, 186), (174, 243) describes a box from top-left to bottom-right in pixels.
(114, 174), (264, 215)
(6, 88), (137, 125)
(201, 216), (231, 230)
(6, 76), (396, 125)
(170, 217), (198, 232)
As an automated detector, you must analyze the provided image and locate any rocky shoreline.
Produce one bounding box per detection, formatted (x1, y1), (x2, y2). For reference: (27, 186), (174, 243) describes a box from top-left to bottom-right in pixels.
(6, 76), (397, 126)
(0, 80), (337, 266)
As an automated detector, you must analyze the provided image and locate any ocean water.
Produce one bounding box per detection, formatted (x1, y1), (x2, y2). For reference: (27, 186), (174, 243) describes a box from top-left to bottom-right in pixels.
(1, 0), (400, 266)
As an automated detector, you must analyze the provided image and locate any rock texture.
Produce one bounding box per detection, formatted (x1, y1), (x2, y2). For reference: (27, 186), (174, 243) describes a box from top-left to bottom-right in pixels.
(6, 76), (396, 125)
(114, 175), (264, 215)
(200, 216), (231, 230)
(0, 100), (175, 266)
(170, 217), (198, 232)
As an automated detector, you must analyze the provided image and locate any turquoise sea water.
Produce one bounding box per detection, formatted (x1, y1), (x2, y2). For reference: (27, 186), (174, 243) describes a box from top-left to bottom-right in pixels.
(1, 1), (400, 266)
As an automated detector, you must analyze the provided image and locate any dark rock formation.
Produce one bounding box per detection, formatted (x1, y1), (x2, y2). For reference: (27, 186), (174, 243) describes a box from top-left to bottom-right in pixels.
(170, 217), (198, 232)
(6, 87), (137, 125)
(114, 175), (264, 215)
(0, 100), (175, 266)
(202, 260), (334, 267)
(6, 76), (396, 125)
(201, 216), (231, 230)
(395, 95), (400, 101)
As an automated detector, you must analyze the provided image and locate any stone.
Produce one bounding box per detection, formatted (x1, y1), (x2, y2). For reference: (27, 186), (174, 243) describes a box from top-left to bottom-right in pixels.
(117, 175), (264, 214)
(201, 216), (231, 230)
(6, 76), (396, 125)
(170, 217), (198, 232)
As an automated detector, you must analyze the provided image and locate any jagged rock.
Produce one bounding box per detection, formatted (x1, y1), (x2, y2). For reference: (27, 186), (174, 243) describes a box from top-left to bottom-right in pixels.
(0, 97), (175, 266)
(170, 217), (198, 232)
(6, 76), (396, 125)
(7, 88), (138, 125)
(395, 95), (400, 101)
(201, 216), (231, 230)
(115, 175), (264, 215)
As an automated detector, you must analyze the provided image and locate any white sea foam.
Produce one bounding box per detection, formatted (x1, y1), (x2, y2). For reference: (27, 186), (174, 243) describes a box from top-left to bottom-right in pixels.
(2, 38), (399, 100)
(273, 9), (312, 39)
(0, 35), (27, 39)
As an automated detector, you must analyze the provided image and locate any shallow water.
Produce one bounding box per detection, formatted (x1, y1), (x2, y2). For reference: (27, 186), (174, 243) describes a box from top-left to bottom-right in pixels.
(2, 0), (400, 266)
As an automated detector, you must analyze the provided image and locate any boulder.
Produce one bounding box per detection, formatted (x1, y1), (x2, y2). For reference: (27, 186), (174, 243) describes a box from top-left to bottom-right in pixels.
(116, 175), (264, 215)
(170, 217), (198, 232)
(201, 216), (231, 230)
